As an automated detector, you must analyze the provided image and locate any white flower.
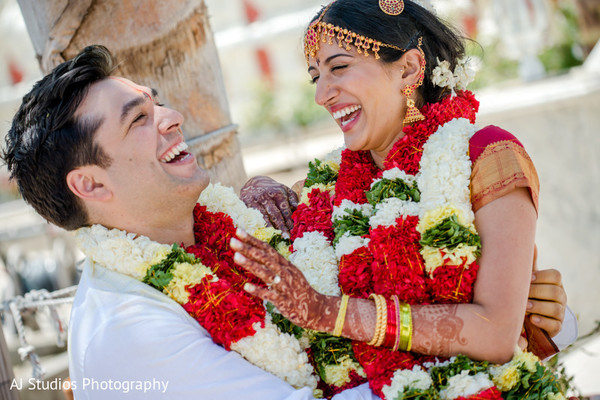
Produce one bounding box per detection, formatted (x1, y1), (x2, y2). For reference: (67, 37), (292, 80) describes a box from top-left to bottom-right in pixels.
(379, 167), (416, 184)
(199, 183), (266, 233)
(75, 225), (171, 280)
(381, 365), (433, 399)
(431, 57), (476, 92)
(289, 231), (340, 296)
(322, 146), (344, 166)
(432, 58), (455, 89)
(370, 197), (420, 228)
(332, 199), (373, 221)
(440, 371), (494, 400)
(335, 233), (370, 259)
(417, 118), (475, 224)
(454, 56), (477, 90)
(231, 318), (317, 390)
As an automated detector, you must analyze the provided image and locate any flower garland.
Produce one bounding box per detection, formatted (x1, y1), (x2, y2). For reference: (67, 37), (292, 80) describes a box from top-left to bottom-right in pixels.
(75, 183), (317, 391)
(285, 90), (566, 399)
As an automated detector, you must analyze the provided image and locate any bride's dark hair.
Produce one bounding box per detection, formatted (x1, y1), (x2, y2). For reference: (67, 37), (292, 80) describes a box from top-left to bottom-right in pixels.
(311, 0), (468, 105)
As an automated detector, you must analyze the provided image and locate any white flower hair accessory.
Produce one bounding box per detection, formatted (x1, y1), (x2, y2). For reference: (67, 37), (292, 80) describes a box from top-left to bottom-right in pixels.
(431, 56), (476, 95)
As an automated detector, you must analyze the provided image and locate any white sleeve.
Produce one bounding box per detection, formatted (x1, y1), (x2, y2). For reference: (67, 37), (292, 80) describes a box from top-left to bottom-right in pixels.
(552, 305), (578, 350)
(76, 296), (379, 400)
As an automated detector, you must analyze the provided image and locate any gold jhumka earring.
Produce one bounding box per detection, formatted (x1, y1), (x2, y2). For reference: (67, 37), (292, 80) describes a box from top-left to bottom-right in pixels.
(401, 37), (426, 126)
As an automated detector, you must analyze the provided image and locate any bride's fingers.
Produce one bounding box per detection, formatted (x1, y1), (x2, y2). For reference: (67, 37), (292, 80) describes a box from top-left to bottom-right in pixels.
(233, 229), (290, 274)
(244, 283), (279, 304)
(232, 251), (274, 284)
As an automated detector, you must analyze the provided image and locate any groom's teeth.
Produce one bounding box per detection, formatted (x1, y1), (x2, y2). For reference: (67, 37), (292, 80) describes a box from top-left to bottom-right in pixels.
(160, 142), (189, 163)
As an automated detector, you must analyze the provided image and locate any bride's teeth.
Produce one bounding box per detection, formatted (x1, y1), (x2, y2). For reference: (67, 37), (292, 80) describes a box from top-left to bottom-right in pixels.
(333, 105), (361, 120)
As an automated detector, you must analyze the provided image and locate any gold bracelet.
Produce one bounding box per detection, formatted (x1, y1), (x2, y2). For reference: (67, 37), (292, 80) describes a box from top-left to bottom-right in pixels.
(375, 295), (388, 347)
(398, 302), (413, 351)
(367, 294), (387, 346)
(333, 294), (350, 337)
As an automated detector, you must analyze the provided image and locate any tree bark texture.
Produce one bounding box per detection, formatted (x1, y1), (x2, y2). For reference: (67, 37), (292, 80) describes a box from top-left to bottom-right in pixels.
(17, 0), (247, 190)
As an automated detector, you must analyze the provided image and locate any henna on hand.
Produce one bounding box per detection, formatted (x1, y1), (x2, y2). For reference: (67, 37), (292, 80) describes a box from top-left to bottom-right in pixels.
(239, 176), (299, 236)
(411, 304), (467, 357)
(231, 229), (337, 332)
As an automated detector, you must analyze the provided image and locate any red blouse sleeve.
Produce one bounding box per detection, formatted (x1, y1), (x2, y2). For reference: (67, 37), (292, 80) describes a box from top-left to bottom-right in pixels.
(469, 125), (540, 214)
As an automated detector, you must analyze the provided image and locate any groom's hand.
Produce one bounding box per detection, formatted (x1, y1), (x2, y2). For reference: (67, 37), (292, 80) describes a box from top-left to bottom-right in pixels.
(527, 269), (566, 337)
(240, 176), (299, 237)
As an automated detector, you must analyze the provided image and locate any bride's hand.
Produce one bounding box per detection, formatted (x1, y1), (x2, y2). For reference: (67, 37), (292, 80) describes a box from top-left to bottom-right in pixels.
(230, 229), (336, 332)
(239, 176), (299, 237)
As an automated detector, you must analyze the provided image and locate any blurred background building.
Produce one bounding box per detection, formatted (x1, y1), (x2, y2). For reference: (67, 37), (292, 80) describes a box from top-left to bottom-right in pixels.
(0, 0), (599, 398)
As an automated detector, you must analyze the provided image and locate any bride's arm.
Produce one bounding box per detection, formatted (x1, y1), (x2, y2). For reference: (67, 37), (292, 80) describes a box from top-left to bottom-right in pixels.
(410, 187), (536, 363)
(232, 187), (536, 364)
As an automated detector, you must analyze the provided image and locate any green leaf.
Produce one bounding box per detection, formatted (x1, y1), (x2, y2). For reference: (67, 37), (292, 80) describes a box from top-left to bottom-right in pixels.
(419, 215), (481, 253)
(305, 159), (338, 187)
(332, 208), (371, 245)
(142, 244), (198, 291)
(365, 178), (420, 206)
(266, 303), (304, 339)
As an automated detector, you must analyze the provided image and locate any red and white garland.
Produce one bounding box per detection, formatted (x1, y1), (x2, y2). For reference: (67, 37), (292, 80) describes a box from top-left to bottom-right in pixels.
(75, 183), (317, 391)
(290, 91), (497, 398)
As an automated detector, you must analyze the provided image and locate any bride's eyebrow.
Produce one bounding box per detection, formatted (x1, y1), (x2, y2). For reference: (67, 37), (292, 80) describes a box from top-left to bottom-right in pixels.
(308, 53), (353, 73)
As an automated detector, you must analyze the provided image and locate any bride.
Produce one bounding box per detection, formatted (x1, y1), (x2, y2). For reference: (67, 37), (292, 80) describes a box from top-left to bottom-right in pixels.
(232, 1), (572, 398)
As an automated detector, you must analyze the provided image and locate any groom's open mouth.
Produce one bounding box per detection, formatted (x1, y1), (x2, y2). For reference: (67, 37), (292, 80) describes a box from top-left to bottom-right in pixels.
(159, 141), (192, 163)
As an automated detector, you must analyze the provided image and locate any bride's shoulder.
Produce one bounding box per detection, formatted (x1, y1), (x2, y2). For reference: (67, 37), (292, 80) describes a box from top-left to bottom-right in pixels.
(469, 125), (525, 163)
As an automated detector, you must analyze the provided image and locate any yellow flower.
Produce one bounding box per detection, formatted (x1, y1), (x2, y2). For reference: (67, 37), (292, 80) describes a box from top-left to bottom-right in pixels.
(420, 246), (444, 274)
(513, 349), (540, 373)
(323, 356), (365, 387)
(253, 226), (279, 242)
(443, 244), (478, 266)
(421, 244), (477, 275)
(135, 247), (171, 277)
(300, 183), (335, 205)
(323, 160), (340, 172)
(276, 242), (291, 259)
(417, 205), (474, 233)
(492, 364), (520, 391)
(164, 262), (215, 304)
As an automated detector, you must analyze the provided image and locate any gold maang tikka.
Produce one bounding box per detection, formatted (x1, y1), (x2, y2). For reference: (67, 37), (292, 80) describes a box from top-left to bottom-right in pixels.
(379, 0), (405, 16)
(304, 1), (407, 62)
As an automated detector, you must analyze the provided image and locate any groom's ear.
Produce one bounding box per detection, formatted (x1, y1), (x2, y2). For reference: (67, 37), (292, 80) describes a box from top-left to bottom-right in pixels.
(66, 166), (112, 202)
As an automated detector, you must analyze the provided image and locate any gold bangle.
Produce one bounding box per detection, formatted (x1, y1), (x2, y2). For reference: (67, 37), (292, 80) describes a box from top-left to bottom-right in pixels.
(333, 294), (350, 337)
(375, 295), (387, 347)
(398, 303), (413, 351)
(367, 294), (387, 346)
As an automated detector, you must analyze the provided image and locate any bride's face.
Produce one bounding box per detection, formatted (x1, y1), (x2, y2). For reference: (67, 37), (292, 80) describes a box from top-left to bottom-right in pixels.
(308, 42), (407, 155)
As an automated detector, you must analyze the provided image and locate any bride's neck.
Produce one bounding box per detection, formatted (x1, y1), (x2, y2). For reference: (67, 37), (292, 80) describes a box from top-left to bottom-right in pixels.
(370, 149), (387, 170)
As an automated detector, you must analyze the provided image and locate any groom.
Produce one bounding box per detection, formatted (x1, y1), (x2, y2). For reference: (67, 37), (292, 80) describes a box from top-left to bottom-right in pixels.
(2, 45), (378, 400)
(2, 45), (570, 399)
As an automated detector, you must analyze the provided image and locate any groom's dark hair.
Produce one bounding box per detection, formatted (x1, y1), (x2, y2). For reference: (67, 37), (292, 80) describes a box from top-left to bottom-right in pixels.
(1, 45), (114, 230)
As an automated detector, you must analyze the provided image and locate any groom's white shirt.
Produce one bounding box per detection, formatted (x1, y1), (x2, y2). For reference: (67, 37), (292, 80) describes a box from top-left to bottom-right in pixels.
(68, 260), (380, 400)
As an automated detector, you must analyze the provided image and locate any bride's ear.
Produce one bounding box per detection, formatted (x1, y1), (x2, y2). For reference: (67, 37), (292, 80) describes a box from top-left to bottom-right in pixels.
(398, 48), (425, 86)
(66, 167), (112, 202)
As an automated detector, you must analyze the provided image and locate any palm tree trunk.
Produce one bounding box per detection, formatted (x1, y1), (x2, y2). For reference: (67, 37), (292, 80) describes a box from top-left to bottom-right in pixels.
(17, 0), (247, 190)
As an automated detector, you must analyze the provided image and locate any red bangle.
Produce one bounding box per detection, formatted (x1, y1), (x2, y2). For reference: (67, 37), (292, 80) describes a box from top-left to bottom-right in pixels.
(383, 296), (399, 348)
